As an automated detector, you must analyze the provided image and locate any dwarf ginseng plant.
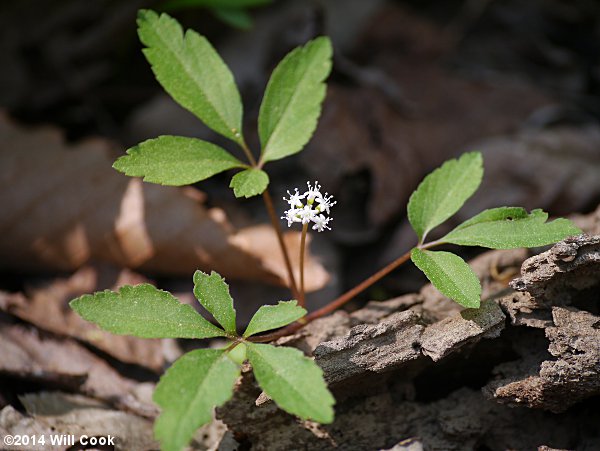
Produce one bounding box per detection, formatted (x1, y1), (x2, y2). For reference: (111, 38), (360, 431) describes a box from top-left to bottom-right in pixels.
(70, 9), (582, 451)
(71, 273), (332, 451)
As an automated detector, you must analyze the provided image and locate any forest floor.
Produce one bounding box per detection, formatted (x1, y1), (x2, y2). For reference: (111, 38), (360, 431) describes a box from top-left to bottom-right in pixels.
(1, 1), (600, 450)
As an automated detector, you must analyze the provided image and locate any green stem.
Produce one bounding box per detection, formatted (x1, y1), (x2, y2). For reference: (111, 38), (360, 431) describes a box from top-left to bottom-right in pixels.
(298, 222), (309, 307)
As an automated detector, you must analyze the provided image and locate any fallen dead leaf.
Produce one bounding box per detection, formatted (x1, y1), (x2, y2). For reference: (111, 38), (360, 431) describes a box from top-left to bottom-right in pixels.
(0, 265), (166, 372)
(467, 126), (600, 218)
(0, 113), (328, 291)
(381, 126), (600, 265)
(19, 392), (157, 451)
(231, 225), (330, 293)
(0, 405), (64, 451)
(0, 320), (157, 418)
(303, 5), (551, 230)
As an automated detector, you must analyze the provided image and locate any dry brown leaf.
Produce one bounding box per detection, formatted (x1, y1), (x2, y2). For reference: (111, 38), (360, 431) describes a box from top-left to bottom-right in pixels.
(0, 405), (64, 451)
(303, 5), (551, 229)
(0, 265), (167, 372)
(0, 113), (328, 291)
(571, 203), (600, 236)
(466, 126), (600, 218)
(231, 225), (329, 293)
(19, 392), (157, 451)
(382, 126), (600, 265)
(0, 321), (157, 418)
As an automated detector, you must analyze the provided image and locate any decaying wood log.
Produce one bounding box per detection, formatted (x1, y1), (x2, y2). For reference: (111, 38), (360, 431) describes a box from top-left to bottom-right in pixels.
(217, 234), (600, 450)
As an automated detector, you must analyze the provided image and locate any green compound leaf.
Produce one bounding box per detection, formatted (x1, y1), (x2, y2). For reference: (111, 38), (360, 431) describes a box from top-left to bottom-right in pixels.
(411, 248), (481, 308)
(441, 207), (582, 249)
(243, 300), (306, 337)
(247, 343), (335, 423)
(138, 10), (244, 144)
(113, 136), (244, 186)
(154, 349), (240, 451)
(229, 168), (269, 198)
(259, 36), (333, 164)
(408, 152), (483, 242)
(193, 271), (237, 335)
(69, 284), (225, 339)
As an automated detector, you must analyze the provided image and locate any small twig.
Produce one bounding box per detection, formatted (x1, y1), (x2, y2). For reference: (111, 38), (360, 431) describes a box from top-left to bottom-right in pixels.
(298, 222), (309, 307)
(262, 189), (300, 300)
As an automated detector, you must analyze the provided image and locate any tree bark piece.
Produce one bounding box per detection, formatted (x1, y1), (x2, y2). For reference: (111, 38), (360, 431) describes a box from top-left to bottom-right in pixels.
(486, 307), (600, 412)
(218, 235), (600, 449)
(486, 234), (600, 412)
(510, 234), (600, 304)
(314, 311), (425, 386)
(420, 299), (505, 361)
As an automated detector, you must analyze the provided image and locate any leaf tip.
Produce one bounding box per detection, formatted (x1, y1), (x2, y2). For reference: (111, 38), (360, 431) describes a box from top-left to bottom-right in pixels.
(68, 295), (83, 312)
(136, 8), (157, 27)
(193, 270), (208, 283)
(315, 407), (335, 424)
(312, 35), (333, 54)
(464, 298), (481, 309)
(112, 155), (128, 173)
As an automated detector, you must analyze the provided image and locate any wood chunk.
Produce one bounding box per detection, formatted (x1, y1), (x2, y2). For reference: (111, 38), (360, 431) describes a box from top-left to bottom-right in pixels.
(421, 299), (505, 361)
(487, 307), (600, 412)
(510, 234), (600, 304)
(314, 311), (425, 385)
(498, 291), (553, 328)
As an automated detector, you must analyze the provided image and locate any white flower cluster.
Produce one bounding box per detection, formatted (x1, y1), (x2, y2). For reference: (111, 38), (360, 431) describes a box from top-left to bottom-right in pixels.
(281, 181), (336, 232)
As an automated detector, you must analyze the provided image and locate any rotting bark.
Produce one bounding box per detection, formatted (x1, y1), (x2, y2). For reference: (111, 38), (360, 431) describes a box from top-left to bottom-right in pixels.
(313, 310), (425, 386)
(510, 234), (600, 306)
(486, 234), (600, 413)
(486, 307), (600, 412)
(217, 234), (600, 450)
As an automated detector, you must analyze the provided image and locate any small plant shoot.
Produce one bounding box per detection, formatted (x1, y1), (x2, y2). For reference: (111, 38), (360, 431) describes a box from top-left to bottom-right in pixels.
(71, 272), (333, 451)
(69, 9), (581, 451)
(114, 9), (332, 200)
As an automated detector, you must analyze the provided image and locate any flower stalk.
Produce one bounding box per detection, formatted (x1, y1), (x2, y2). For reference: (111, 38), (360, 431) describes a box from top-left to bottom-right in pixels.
(299, 222), (309, 307)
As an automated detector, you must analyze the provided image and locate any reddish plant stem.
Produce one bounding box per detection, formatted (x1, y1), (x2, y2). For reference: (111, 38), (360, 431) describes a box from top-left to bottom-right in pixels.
(249, 249), (412, 342)
(248, 241), (442, 343)
(298, 223), (309, 307)
(239, 138), (299, 301)
(262, 189), (300, 300)
(238, 140), (298, 299)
